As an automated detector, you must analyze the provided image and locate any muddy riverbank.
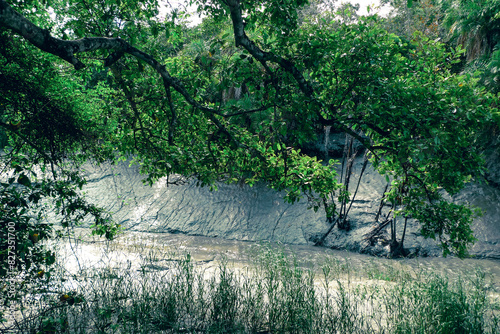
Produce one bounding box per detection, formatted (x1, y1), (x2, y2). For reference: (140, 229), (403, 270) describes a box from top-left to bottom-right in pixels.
(79, 158), (500, 259)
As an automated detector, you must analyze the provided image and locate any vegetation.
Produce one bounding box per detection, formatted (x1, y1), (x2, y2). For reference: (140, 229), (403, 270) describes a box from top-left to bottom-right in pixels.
(1, 0), (500, 325)
(2, 243), (499, 333)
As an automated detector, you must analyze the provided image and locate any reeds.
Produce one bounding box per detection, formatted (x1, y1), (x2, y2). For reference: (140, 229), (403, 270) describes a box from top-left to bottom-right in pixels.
(2, 244), (499, 333)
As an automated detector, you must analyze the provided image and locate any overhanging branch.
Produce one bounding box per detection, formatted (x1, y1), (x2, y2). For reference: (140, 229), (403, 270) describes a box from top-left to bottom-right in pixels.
(0, 0), (247, 148)
(225, 0), (315, 99)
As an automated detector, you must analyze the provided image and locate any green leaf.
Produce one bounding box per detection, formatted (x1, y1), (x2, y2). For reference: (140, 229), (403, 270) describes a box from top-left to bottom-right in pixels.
(18, 174), (31, 187)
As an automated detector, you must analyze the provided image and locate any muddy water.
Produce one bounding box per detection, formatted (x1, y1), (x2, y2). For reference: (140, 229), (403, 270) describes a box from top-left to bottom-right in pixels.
(2, 228), (496, 331)
(58, 229), (500, 290)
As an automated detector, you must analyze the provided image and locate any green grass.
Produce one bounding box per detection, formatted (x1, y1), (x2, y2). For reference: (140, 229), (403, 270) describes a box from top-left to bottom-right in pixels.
(2, 244), (499, 333)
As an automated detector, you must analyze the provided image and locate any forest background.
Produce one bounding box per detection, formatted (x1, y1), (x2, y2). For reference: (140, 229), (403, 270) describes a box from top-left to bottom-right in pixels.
(1, 0), (500, 303)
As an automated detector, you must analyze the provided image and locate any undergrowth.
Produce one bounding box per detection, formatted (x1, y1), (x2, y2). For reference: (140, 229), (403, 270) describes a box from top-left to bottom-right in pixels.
(1, 243), (499, 333)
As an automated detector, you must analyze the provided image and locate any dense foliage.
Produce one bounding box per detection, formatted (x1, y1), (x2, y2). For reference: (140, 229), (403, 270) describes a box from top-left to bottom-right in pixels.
(1, 0), (498, 299)
(0, 28), (117, 280)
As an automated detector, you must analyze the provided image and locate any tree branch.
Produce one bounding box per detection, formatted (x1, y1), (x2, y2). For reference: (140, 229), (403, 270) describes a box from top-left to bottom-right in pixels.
(0, 121), (57, 164)
(225, 0), (315, 99)
(222, 0), (389, 158)
(216, 105), (273, 118)
(0, 0), (249, 149)
(0, 1), (215, 112)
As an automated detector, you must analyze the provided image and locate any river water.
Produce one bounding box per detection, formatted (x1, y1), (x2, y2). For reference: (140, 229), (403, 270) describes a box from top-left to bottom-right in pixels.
(58, 229), (500, 290)
(3, 228), (499, 332)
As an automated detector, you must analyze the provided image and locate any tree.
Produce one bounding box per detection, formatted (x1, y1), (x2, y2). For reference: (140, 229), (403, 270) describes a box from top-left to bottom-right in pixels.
(442, 0), (500, 94)
(0, 25), (119, 320)
(382, 0), (447, 40)
(0, 0), (494, 286)
(384, 0), (500, 93)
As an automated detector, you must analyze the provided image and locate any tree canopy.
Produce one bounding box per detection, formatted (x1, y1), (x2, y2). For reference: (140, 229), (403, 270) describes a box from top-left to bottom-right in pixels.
(1, 0), (498, 287)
